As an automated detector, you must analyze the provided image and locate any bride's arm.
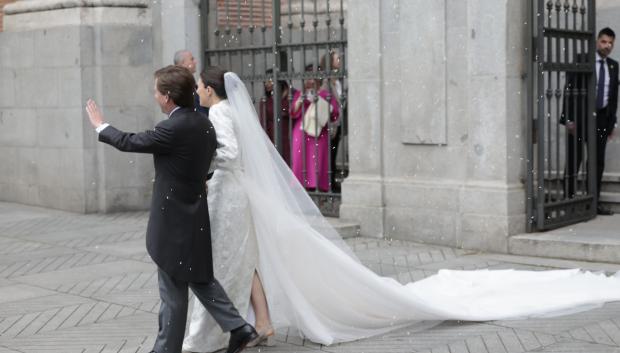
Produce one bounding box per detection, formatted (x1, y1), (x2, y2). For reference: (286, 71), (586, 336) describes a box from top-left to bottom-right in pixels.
(209, 107), (239, 173)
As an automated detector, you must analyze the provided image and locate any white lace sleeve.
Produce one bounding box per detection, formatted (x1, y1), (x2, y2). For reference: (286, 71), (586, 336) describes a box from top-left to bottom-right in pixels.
(209, 103), (239, 172)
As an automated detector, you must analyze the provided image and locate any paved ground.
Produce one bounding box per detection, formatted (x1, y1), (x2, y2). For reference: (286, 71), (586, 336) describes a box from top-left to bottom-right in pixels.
(2, 202), (620, 353)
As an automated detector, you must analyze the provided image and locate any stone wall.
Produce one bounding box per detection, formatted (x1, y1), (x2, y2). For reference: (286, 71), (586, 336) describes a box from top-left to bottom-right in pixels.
(340, 0), (528, 252)
(0, 1), (155, 213)
(0, 0), (219, 213)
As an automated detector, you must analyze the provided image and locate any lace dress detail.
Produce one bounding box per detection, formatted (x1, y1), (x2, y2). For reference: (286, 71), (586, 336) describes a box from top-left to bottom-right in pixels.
(183, 100), (258, 352)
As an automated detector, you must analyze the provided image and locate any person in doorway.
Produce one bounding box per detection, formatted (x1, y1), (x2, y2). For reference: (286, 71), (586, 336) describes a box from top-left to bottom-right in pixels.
(259, 68), (296, 165)
(319, 50), (346, 191)
(563, 27), (618, 215)
(290, 64), (341, 192)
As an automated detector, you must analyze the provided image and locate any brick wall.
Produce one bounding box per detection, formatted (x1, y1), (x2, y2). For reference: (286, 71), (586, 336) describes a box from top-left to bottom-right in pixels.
(216, 0), (275, 27)
(0, 0), (17, 31)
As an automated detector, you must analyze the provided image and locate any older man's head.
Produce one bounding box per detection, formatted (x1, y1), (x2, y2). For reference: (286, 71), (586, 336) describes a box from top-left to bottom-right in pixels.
(174, 50), (197, 74)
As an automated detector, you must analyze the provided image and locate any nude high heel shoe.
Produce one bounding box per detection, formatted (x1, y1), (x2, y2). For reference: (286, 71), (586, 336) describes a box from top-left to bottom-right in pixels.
(246, 326), (275, 347)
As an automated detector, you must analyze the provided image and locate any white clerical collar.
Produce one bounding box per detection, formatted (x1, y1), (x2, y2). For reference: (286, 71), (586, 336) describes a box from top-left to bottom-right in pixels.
(168, 106), (181, 118)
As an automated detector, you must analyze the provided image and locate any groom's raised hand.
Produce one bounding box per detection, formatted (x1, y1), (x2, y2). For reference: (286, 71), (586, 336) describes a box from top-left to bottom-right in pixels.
(85, 99), (104, 128)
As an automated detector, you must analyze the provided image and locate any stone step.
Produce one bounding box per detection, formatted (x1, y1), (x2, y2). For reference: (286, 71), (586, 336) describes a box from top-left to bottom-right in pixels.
(601, 173), (620, 193)
(581, 171), (620, 211)
(599, 191), (620, 212)
(545, 173), (620, 193)
(326, 217), (361, 238)
(509, 215), (620, 263)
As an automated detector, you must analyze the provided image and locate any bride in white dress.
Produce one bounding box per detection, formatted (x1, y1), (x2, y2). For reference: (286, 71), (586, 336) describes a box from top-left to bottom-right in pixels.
(183, 67), (620, 352)
(182, 67), (272, 353)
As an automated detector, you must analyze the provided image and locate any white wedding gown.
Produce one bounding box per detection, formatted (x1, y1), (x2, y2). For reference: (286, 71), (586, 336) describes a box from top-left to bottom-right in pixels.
(183, 73), (620, 352)
(183, 100), (259, 352)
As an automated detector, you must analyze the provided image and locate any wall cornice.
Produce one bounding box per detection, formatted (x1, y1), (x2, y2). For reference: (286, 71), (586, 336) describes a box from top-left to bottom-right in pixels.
(4, 0), (148, 15)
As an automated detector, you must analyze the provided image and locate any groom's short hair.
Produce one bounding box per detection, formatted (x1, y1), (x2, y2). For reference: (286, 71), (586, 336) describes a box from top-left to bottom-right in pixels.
(154, 65), (196, 108)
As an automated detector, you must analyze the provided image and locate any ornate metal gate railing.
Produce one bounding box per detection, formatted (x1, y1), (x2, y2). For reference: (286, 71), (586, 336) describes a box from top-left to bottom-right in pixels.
(200, 0), (348, 216)
(526, 0), (597, 231)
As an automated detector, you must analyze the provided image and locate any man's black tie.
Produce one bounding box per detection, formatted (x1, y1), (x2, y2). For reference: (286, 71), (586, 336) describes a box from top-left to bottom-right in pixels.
(597, 59), (606, 110)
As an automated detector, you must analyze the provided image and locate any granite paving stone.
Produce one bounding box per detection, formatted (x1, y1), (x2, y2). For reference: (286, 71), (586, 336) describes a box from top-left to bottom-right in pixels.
(1, 202), (620, 353)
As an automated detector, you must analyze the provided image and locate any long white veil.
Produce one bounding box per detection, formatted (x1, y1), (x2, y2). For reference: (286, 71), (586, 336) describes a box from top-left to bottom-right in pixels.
(223, 72), (356, 259)
(224, 72), (384, 341)
(222, 72), (620, 346)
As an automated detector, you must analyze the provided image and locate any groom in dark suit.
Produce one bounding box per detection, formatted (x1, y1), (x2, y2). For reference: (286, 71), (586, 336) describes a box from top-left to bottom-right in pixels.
(564, 27), (618, 215)
(85, 65), (257, 353)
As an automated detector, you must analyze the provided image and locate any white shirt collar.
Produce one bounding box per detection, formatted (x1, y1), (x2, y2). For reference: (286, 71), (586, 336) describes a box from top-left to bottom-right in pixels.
(168, 106), (181, 118)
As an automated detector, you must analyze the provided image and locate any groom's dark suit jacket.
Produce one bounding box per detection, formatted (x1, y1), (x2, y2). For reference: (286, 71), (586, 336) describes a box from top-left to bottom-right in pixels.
(99, 108), (217, 283)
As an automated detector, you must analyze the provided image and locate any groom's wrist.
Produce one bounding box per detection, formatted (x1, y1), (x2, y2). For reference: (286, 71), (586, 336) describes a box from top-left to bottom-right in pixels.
(95, 123), (110, 133)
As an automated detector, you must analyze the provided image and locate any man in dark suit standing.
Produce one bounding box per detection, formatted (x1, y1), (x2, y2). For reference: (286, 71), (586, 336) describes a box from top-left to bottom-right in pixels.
(85, 66), (257, 353)
(565, 27), (618, 215)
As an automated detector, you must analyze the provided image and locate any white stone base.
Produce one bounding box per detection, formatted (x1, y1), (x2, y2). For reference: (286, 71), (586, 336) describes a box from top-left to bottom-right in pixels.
(340, 175), (385, 238)
(341, 177), (526, 252)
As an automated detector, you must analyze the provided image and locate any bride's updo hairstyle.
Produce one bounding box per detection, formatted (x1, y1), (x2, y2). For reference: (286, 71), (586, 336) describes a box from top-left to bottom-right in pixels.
(200, 66), (228, 99)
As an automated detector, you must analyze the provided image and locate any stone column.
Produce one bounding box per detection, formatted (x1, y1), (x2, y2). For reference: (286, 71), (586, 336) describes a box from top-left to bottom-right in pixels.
(152, 0), (203, 69)
(341, 0), (528, 252)
(455, 0), (527, 251)
(0, 0), (155, 212)
(339, 0), (385, 237)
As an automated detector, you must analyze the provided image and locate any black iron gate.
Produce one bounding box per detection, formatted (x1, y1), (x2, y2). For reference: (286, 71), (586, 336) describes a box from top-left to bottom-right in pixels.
(200, 0), (348, 216)
(526, 0), (597, 231)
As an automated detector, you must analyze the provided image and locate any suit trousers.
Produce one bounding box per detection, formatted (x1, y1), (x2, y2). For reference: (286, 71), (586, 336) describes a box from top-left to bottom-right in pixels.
(565, 107), (610, 200)
(152, 268), (246, 353)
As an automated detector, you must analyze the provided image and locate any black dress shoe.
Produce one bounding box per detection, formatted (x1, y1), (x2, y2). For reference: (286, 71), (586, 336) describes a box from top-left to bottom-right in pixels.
(227, 323), (258, 353)
(597, 205), (614, 215)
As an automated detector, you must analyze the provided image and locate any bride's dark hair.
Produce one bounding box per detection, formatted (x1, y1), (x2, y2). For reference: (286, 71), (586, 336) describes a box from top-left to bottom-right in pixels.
(200, 66), (228, 99)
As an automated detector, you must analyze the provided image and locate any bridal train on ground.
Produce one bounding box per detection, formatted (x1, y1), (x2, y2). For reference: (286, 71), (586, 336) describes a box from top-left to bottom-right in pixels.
(182, 71), (620, 352)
